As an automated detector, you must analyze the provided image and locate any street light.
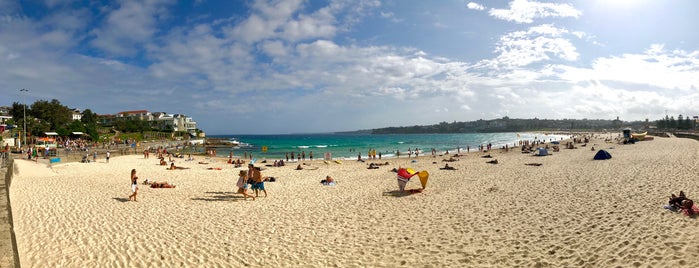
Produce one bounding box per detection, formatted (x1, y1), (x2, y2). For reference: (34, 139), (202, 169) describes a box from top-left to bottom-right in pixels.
(20, 88), (28, 149)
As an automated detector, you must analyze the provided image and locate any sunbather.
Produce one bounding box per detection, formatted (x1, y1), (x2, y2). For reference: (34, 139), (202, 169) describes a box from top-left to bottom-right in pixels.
(150, 182), (176, 188)
(168, 163), (190, 170)
(440, 163), (457, 170)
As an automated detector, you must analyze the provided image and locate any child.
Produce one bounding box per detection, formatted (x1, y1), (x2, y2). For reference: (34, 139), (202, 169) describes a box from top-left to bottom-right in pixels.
(237, 170), (255, 200)
(129, 169), (139, 201)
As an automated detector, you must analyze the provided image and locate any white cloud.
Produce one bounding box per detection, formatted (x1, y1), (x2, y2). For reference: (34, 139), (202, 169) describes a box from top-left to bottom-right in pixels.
(489, 0), (582, 24)
(478, 24), (579, 69)
(555, 44), (699, 91)
(90, 0), (175, 56)
(467, 2), (485, 11)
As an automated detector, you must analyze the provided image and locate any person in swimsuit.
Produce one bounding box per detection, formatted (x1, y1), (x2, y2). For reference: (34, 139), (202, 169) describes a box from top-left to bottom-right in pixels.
(249, 165), (267, 198)
(129, 169), (139, 201)
(236, 170), (255, 200)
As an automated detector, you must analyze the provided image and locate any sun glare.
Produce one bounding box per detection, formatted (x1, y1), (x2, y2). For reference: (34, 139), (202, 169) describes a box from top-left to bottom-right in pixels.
(598, 0), (648, 8)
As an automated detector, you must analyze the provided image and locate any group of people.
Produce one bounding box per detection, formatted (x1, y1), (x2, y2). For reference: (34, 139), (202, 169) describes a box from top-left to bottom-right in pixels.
(128, 169), (177, 201)
(235, 164), (269, 200)
(665, 191), (699, 216)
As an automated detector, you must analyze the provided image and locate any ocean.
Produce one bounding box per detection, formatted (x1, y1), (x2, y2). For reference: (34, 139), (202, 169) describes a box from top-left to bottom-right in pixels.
(205, 132), (569, 160)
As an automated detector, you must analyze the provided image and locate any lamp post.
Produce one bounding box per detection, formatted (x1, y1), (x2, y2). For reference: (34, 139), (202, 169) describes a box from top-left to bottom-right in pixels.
(20, 88), (28, 149)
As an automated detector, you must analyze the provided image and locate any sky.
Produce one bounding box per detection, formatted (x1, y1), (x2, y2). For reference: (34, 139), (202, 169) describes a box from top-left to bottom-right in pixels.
(2, 0), (699, 134)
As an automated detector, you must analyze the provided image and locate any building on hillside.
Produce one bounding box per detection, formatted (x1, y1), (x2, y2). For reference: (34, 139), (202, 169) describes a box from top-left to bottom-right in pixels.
(98, 110), (198, 135)
(71, 108), (82, 121)
(151, 113), (198, 135)
(117, 110), (153, 121)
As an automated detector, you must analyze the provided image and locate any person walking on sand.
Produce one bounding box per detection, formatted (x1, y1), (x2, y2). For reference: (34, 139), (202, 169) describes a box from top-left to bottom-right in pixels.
(129, 169), (139, 201)
(248, 164), (267, 198)
(106, 151), (111, 163)
(236, 170), (255, 200)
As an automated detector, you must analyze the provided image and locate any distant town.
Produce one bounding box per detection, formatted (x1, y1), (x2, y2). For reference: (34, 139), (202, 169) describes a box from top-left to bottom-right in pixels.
(0, 99), (202, 150)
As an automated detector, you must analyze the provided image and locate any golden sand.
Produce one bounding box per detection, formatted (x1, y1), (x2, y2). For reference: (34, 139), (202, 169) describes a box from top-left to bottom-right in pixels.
(9, 136), (699, 267)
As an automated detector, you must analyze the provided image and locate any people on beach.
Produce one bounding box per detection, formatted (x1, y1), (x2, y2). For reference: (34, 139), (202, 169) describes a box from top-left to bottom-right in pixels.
(442, 157), (458, 162)
(236, 170), (255, 200)
(680, 199), (699, 216)
(129, 169), (138, 201)
(149, 181), (176, 188)
(396, 168), (416, 192)
(321, 175), (336, 185)
(668, 191), (688, 209)
(440, 163), (457, 170)
(168, 163), (190, 170)
(249, 164), (267, 197)
(106, 151), (110, 163)
(664, 191), (699, 216)
(486, 159), (498, 164)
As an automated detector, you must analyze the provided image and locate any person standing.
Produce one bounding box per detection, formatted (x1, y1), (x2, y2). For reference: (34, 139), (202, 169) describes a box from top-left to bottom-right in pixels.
(129, 169), (139, 201)
(93, 151), (97, 163)
(106, 151), (111, 163)
(248, 164), (267, 198)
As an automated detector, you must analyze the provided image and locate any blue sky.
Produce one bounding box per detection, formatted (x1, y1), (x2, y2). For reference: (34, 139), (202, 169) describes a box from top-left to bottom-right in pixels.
(2, 0), (699, 134)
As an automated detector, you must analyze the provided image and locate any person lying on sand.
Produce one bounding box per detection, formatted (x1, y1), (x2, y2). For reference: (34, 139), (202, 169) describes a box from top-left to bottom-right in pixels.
(440, 163), (457, 170)
(525, 163), (542, 166)
(321, 176), (335, 185)
(486, 159), (498, 164)
(442, 157), (458, 162)
(168, 163), (190, 170)
(368, 163), (380, 169)
(680, 199), (699, 216)
(482, 154), (493, 158)
(150, 182), (176, 188)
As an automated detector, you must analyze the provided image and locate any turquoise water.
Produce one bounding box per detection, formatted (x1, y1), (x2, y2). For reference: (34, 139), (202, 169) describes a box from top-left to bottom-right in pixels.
(207, 132), (569, 160)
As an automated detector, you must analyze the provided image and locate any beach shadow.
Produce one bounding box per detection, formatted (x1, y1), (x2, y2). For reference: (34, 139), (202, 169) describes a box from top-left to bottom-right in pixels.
(192, 192), (244, 202)
(113, 197), (130, 203)
(382, 189), (423, 198)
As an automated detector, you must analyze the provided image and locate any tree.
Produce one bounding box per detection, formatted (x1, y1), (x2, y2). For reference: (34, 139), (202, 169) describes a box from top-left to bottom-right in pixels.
(81, 109), (98, 125)
(30, 99), (72, 130)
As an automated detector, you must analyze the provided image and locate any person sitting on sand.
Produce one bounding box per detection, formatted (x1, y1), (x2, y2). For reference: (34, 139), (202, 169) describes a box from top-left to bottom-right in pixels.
(168, 163), (190, 170)
(486, 159), (498, 164)
(666, 191), (689, 211)
(159, 158), (167, 166)
(236, 170), (255, 200)
(440, 163), (457, 170)
(295, 164), (304, 170)
(321, 175), (336, 186)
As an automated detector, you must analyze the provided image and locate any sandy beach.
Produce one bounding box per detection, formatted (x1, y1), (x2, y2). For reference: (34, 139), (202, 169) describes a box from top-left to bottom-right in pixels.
(8, 135), (699, 267)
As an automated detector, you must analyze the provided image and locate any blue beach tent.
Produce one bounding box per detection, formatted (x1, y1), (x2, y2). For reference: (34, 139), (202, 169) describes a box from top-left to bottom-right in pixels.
(536, 147), (548, 156)
(593, 150), (612, 160)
